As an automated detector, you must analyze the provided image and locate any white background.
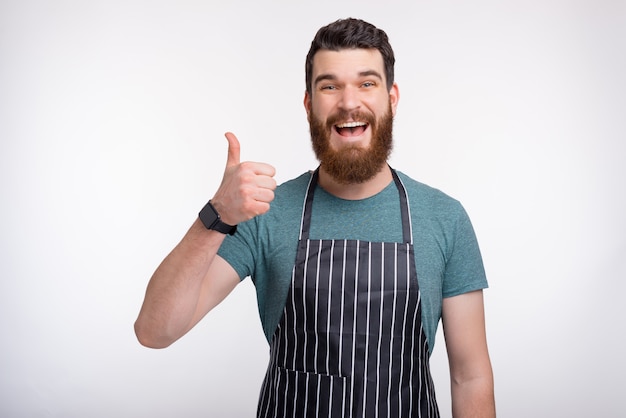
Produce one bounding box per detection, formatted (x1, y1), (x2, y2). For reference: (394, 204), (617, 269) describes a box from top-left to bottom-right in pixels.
(1, 0), (624, 417)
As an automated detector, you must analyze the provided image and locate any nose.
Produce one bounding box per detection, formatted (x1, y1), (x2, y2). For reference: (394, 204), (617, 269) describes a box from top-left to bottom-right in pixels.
(338, 86), (360, 111)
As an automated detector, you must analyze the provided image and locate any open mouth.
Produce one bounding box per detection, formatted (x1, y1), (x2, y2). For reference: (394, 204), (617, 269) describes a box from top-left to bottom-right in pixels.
(334, 121), (368, 137)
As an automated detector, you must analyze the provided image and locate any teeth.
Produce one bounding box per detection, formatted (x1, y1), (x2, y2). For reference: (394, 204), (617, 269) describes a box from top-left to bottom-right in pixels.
(336, 121), (366, 128)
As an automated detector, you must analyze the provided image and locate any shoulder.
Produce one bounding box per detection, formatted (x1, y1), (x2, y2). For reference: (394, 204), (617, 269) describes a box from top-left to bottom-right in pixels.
(395, 170), (476, 249)
(271, 171), (312, 210)
(275, 171), (313, 197)
(395, 170), (464, 215)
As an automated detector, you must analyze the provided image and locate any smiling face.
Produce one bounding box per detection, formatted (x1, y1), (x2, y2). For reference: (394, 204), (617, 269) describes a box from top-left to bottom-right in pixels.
(305, 48), (399, 184)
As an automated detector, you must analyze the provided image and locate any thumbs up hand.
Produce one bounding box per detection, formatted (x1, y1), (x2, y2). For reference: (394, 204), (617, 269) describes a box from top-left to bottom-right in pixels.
(210, 132), (277, 226)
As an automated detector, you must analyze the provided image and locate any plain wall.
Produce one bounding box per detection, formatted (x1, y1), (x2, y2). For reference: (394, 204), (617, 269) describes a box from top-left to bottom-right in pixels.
(1, 0), (624, 416)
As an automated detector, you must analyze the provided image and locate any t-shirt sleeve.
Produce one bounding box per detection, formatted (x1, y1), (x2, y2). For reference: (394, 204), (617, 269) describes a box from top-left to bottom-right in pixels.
(217, 219), (257, 281)
(442, 205), (488, 298)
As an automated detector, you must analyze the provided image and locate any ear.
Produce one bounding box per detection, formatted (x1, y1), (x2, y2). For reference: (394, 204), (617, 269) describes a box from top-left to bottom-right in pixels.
(389, 82), (400, 116)
(303, 90), (312, 115)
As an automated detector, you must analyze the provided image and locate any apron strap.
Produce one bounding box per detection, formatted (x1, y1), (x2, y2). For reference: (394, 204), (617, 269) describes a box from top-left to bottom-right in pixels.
(391, 168), (413, 244)
(297, 169), (318, 241)
(298, 167), (413, 244)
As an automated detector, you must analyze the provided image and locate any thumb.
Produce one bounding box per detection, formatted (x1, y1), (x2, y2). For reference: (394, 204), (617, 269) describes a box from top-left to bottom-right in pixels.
(224, 132), (240, 168)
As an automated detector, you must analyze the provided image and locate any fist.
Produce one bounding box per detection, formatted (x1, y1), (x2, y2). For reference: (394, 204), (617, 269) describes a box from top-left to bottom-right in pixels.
(210, 132), (277, 225)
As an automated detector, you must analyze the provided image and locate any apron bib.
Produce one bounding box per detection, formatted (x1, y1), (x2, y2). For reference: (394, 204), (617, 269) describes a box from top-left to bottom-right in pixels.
(257, 169), (439, 417)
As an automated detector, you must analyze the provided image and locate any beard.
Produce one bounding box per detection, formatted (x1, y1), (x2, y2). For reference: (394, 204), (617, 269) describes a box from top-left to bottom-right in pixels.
(309, 102), (394, 185)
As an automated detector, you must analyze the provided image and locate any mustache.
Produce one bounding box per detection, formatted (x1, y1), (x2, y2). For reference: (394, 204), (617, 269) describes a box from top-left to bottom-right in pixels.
(325, 110), (377, 128)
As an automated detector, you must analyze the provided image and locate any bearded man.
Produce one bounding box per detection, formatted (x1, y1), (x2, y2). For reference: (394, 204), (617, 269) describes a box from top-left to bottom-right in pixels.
(135, 18), (495, 418)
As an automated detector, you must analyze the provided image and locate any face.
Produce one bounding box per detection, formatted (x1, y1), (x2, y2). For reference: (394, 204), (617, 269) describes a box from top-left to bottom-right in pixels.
(304, 49), (399, 184)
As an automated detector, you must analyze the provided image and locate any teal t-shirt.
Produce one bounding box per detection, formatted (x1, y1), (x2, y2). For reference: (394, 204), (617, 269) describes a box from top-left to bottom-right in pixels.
(218, 170), (487, 354)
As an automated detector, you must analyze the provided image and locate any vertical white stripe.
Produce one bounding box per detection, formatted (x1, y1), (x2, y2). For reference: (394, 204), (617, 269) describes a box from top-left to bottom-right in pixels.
(408, 246), (420, 418)
(290, 241), (311, 415)
(273, 367), (280, 418)
(326, 240), (335, 417)
(281, 331), (289, 417)
(281, 281), (291, 412)
(340, 241), (347, 418)
(399, 244), (411, 412)
(316, 378), (321, 418)
(362, 242), (373, 417)
(420, 338), (427, 417)
(304, 372), (310, 416)
(302, 240), (310, 371)
(292, 242), (306, 369)
(326, 241), (335, 374)
(375, 243), (385, 418)
(350, 240), (360, 416)
(285, 272), (294, 368)
(292, 372), (298, 418)
(314, 240), (322, 374)
(387, 242), (398, 417)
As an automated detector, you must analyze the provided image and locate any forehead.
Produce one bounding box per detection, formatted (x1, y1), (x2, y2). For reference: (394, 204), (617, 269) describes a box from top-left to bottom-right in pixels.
(311, 48), (385, 80)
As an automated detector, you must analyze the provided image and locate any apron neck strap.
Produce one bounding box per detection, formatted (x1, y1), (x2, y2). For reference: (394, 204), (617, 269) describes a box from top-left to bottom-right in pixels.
(298, 166), (413, 244)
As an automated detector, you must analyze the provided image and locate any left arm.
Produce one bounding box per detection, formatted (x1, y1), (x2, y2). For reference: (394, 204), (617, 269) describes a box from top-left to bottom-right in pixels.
(442, 290), (495, 418)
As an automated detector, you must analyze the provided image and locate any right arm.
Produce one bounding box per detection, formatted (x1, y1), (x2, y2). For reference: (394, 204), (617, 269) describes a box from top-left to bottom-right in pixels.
(134, 132), (276, 348)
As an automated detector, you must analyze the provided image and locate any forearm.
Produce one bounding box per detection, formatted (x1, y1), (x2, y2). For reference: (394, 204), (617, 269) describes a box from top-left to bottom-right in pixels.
(443, 291), (495, 418)
(450, 374), (495, 418)
(134, 218), (225, 348)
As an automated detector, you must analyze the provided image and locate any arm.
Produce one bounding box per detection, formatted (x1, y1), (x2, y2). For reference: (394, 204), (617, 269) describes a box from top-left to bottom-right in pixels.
(442, 290), (495, 418)
(134, 132), (276, 348)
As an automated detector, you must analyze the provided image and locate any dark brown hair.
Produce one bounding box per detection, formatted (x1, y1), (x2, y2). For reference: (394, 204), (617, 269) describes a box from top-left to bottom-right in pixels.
(305, 18), (395, 95)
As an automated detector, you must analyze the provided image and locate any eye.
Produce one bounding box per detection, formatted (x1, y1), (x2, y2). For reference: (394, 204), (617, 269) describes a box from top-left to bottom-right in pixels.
(362, 81), (376, 88)
(320, 85), (337, 91)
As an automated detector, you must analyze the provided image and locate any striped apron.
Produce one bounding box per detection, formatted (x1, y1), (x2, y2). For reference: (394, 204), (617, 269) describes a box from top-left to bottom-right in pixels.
(257, 169), (439, 417)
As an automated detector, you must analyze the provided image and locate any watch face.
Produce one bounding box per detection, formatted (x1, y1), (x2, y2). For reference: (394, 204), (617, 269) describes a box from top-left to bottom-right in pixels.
(199, 201), (236, 234)
(199, 201), (219, 229)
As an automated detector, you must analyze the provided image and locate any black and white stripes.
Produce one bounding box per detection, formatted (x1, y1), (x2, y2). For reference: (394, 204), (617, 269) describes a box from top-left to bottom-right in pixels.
(257, 170), (439, 417)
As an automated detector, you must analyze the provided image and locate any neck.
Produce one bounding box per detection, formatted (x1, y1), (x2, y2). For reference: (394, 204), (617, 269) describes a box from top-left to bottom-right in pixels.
(317, 164), (393, 200)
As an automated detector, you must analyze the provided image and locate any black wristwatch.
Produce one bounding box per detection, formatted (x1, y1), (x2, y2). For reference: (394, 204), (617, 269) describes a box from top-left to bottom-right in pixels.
(198, 200), (237, 235)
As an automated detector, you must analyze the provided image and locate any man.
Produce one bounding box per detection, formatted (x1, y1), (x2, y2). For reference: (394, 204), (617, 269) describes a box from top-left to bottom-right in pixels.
(135, 18), (495, 417)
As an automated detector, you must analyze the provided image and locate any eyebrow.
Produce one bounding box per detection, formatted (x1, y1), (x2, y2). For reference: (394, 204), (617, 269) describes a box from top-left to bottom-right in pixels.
(314, 69), (384, 86)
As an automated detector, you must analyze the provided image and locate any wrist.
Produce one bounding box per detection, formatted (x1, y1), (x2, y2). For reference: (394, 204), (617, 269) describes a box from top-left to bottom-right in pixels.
(198, 200), (237, 235)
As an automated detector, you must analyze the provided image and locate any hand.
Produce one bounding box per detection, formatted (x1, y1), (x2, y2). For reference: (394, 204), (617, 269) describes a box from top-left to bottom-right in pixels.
(210, 132), (277, 225)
